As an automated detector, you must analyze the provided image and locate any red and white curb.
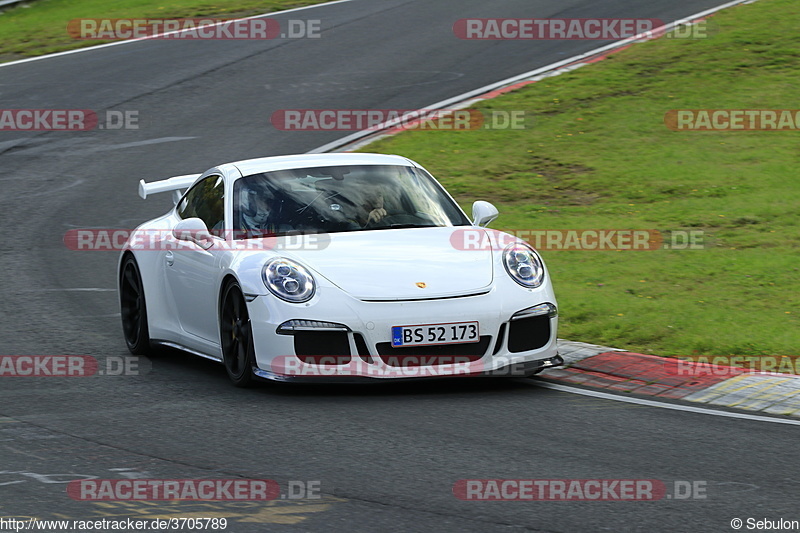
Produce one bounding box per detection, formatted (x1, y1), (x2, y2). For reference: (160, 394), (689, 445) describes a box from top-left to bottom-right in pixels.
(544, 340), (800, 418)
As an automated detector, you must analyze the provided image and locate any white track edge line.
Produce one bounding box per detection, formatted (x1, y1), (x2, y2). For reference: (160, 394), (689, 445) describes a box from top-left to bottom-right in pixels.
(536, 381), (800, 426)
(0, 0), (356, 69)
(308, 0), (756, 154)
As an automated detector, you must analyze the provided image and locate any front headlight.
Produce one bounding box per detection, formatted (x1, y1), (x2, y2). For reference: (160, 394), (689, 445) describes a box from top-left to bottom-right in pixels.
(503, 243), (545, 288)
(262, 258), (315, 303)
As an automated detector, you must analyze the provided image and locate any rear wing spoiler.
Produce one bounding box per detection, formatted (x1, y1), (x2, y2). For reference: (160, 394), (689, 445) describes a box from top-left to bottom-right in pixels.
(138, 174), (202, 204)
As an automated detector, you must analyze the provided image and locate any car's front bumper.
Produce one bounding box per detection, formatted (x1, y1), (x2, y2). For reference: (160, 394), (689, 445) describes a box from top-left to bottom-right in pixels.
(246, 282), (560, 382)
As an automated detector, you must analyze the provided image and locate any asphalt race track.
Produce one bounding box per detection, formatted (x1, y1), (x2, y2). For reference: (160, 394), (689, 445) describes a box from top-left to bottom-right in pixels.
(1, 1), (796, 531)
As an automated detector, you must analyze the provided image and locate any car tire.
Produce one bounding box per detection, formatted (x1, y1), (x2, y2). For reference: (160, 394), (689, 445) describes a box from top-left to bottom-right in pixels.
(220, 280), (256, 387)
(120, 255), (151, 355)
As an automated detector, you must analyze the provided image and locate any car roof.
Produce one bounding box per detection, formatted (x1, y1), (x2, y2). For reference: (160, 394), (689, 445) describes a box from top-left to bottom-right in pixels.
(229, 153), (418, 177)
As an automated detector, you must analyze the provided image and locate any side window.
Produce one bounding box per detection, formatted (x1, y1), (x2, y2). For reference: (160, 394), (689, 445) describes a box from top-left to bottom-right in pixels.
(177, 175), (225, 235)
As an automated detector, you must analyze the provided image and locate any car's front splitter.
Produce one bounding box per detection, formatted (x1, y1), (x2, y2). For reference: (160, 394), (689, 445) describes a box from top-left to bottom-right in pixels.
(251, 354), (564, 383)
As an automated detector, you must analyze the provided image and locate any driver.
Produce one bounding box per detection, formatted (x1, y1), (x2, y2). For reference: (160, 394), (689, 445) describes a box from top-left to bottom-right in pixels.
(240, 182), (279, 235)
(363, 192), (387, 226)
(353, 188), (387, 227)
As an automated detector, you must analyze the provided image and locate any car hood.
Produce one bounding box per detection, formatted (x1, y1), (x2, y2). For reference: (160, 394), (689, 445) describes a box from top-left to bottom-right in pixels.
(291, 227), (494, 300)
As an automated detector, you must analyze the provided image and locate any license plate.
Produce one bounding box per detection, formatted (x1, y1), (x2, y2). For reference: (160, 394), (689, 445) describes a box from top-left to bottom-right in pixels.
(391, 321), (479, 347)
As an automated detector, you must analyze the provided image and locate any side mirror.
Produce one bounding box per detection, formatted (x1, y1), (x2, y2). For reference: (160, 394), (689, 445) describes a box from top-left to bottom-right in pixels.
(472, 201), (499, 227)
(173, 218), (215, 250)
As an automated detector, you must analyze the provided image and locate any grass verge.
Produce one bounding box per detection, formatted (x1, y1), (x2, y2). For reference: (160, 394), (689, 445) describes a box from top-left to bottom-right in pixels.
(0, 0), (332, 61)
(362, 0), (800, 356)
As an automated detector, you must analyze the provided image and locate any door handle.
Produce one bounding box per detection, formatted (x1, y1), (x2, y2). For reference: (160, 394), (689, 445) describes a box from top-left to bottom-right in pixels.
(165, 250), (174, 266)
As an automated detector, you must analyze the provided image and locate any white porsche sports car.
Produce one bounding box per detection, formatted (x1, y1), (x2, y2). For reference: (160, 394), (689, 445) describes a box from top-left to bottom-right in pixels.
(119, 153), (562, 386)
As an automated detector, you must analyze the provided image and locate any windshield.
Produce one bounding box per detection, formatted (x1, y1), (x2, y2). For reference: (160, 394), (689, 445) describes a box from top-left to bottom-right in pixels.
(232, 164), (470, 238)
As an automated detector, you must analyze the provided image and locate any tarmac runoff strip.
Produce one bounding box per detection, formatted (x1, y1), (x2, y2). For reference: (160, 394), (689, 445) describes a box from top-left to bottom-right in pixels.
(541, 340), (800, 419)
